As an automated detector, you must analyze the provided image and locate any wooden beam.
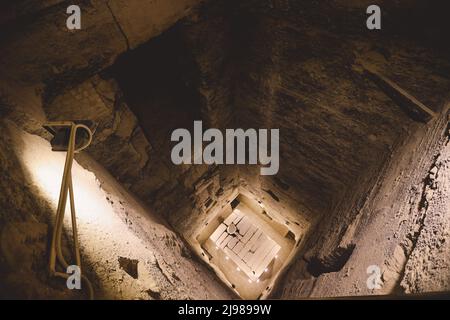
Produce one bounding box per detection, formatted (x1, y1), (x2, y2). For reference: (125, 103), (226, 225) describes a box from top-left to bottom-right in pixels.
(363, 66), (436, 123)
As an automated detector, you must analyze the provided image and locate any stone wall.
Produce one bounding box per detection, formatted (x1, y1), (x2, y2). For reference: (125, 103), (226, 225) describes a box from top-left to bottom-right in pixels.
(278, 106), (450, 298)
(0, 119), (234, 299)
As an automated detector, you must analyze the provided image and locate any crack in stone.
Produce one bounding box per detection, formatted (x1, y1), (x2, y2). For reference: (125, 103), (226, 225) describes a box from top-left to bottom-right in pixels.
(105, 0), (130, 51)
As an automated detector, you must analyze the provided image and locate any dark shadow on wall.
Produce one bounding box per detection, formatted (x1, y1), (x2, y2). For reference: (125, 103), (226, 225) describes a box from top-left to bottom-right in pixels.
(306, 244), (356, 277)
(105, 24), (204, 161)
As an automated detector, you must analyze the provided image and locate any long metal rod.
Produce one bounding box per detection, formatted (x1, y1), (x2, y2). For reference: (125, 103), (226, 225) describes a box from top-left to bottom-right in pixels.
(49, 122), (94, 299)
(68, 174), (81, 268)
(49, 123), (77, 274)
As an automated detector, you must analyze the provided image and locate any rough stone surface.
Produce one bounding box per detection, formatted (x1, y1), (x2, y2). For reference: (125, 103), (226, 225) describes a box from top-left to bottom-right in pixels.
(1, 0), (450, 299)
(0, 121), (233, 299)
(0, 0), (204, 134)
(278, 108), (450, 298)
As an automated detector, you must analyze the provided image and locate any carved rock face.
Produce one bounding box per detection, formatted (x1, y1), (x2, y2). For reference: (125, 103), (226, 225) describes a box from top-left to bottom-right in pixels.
(0, 0), (449, 300)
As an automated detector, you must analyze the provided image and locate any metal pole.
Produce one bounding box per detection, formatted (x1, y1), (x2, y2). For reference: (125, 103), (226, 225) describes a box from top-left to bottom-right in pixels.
(48, 122), (94, 299)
